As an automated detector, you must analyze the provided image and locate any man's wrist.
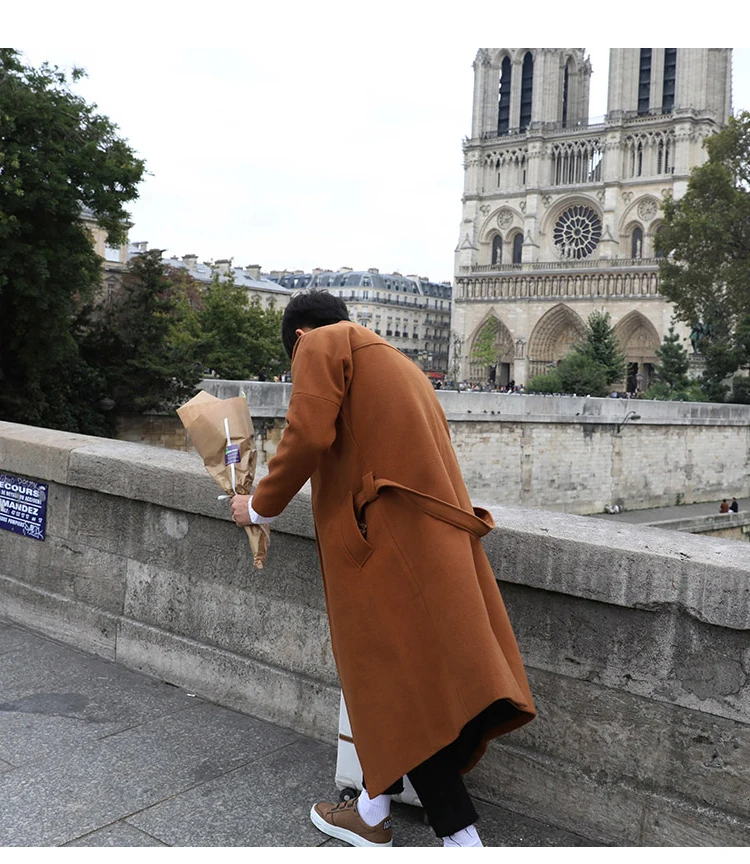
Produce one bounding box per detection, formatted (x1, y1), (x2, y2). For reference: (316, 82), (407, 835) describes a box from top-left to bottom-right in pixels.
(248, 496), (276, 525)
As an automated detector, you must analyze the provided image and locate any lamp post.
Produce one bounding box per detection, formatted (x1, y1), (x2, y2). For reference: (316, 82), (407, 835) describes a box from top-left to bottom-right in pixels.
(616, 410), (641, 434)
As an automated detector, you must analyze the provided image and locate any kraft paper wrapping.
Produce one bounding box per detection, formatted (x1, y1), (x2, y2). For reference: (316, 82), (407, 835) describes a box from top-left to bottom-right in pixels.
(177, 390), (270, 569)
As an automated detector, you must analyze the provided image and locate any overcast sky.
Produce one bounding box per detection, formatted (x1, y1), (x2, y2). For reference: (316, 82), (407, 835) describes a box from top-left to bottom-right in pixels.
(7, 3), (750, 284)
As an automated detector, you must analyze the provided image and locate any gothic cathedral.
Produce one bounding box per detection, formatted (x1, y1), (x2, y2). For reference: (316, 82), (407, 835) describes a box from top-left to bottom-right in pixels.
(452, 48), (732, 390)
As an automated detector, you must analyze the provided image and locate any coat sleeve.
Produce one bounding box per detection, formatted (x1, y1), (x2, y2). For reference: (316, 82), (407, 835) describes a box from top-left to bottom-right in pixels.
(250, 326), (352, 517)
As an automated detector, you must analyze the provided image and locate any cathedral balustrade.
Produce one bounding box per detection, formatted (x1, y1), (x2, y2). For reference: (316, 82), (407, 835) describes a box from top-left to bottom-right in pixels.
(455, 264), (660, 302)
(462, 257), (660, 274)
(476, 121), (608, 145)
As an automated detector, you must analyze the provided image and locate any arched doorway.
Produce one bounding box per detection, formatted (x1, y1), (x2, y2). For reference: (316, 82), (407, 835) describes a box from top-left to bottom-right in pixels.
(613, 311), (661, 393)
(527, 304), (587, 378)
(468, 315), (515, 386)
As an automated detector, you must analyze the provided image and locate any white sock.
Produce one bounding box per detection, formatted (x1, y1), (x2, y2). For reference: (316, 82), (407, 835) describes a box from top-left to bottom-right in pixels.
(357, 788), (391, 827)
(443, 824), (483, 847)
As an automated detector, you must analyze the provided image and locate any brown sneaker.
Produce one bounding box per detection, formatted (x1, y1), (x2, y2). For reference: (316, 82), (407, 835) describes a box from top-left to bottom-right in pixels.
(310, 797), (393, 847)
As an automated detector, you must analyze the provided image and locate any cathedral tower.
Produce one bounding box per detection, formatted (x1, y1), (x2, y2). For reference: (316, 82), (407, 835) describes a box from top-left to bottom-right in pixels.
(453, 48), (732, 390)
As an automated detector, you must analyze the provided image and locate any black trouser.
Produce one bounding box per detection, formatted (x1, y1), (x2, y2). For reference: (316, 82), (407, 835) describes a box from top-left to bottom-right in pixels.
(387, 746), (478, 838)
(364, 699), (517, 838)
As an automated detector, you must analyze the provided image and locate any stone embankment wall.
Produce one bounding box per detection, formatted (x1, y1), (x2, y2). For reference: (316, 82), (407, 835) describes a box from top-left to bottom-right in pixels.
(2, 419), (750, 846)
(190, 382), (750, 516)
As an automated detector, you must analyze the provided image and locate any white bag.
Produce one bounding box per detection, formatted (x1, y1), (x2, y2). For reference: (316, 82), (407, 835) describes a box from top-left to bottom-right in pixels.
(335, 693), (422, 808)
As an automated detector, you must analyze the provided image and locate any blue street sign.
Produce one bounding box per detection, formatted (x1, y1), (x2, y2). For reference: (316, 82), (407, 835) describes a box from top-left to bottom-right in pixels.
(0, 474), (48, 541)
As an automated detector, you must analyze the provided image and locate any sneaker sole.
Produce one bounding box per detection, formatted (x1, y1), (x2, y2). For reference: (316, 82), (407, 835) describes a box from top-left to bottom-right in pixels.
(309, 805), (393, 847)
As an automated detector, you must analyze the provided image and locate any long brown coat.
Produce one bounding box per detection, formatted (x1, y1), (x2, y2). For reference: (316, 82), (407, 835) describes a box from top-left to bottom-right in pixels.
(252, 321), (535, 795)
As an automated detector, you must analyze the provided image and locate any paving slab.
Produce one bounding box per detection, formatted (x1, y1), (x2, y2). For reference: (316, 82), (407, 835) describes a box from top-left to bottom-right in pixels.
(126, 736), (346, 847)
(0, 700), (299, 846)
(0, 623), (41, 658)
(0, 618), (600, 847)
(64, 821), (168, 847)
(0, 635), (200, 767)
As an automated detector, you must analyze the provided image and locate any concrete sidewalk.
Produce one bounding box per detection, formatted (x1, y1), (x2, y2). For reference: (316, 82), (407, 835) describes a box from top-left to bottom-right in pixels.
(588, 497), (748, 525)
(0, 618), (598, 848)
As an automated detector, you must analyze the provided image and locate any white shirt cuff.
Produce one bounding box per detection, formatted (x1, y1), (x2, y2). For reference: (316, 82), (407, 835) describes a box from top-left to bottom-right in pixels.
(248, 497), (276, 524)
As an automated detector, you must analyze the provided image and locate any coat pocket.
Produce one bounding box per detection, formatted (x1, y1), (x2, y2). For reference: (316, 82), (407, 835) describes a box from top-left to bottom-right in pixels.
(338, 491), (374, 569)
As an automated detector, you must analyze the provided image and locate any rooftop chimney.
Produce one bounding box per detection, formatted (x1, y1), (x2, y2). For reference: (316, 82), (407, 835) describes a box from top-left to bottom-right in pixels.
(182, 254), (199, 269)
(214, 259), (233, 274)
(246, 265), (262, 280)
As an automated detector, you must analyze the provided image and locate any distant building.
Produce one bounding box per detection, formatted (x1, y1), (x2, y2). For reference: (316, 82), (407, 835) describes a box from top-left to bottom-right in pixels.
(145, 249), (293, 311)
(294, 268), (453, 375)
(81, 206), (130, 303)
(91, 228), (453, 374)
(453, 48), (733, 390)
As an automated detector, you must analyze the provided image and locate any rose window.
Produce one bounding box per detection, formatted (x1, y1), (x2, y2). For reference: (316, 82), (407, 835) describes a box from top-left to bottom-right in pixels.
(553, 205), (602, 260)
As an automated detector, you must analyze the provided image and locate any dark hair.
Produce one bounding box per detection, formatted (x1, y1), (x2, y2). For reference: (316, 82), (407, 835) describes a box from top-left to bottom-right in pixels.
(281, 289), (350, 358)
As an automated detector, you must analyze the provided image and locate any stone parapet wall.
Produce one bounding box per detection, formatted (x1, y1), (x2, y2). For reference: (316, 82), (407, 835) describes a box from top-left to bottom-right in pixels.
(1, 419), (750, 845)
(117, 414), (195, 452)
(194, 384), (750, 515)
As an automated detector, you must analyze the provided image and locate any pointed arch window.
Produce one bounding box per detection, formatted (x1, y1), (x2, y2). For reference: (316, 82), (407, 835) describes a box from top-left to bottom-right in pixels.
(520, 52), (533, 132)
(498, 57), (512, 135)
(638, 49), (652, 116)
(631, 226), (643, 259)
(492, 235), (503, 266)
(662, 49), (677, 113)
(512, 232), (524, 264)
(562, 61), (570, 127)
(654, 225), (665, 259)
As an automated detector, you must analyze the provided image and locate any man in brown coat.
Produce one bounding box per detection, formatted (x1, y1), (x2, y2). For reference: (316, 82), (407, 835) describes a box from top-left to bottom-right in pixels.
(231, 290), (535, 847)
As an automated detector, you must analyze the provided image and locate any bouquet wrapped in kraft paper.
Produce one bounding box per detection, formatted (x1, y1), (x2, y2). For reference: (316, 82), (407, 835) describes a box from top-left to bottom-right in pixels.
(177, 390), (270, 569)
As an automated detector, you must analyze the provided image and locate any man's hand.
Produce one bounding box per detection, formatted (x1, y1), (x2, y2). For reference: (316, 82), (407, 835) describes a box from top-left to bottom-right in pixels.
(230, 494), (277, 527)
(230, 495), (252, 527)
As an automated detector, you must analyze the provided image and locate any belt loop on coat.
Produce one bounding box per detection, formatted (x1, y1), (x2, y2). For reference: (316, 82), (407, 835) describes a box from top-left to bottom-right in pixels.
(354, 471), (378, 516)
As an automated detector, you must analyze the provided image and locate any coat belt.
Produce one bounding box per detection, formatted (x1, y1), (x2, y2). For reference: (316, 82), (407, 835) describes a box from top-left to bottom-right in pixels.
(354, 471), (495, 539)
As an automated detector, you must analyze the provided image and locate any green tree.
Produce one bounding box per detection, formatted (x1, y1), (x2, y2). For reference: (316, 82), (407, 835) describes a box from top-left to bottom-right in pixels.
(525, 368), (563, 395)
(79, 251), (202, 419)
(470, 321), (498, 382)
(0, 49), (145, 432)
(646, 324), (702, 401)
(657, 111), (750, 401)
(526, 354), (608, 396)
(526, 311), (624, 397)
(194, 273), (287, 380)
(576, 311), (626, 388)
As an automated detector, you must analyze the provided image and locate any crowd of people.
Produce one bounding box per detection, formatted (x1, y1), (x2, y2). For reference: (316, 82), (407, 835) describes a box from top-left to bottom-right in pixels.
(439, 379), (526, 394)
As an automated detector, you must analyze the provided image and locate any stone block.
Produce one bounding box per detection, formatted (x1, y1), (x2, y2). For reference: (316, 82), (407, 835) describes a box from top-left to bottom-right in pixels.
(122, 557), (335, 684)
(0, 573), (117, 661)
(0, 421), (98, 486)
(67, 440), (218, 516)
(511, 667), (750, 820)
(468, 740), (642, 845)
(114, 618), (340, 743)
(484, 504), (750, 630)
